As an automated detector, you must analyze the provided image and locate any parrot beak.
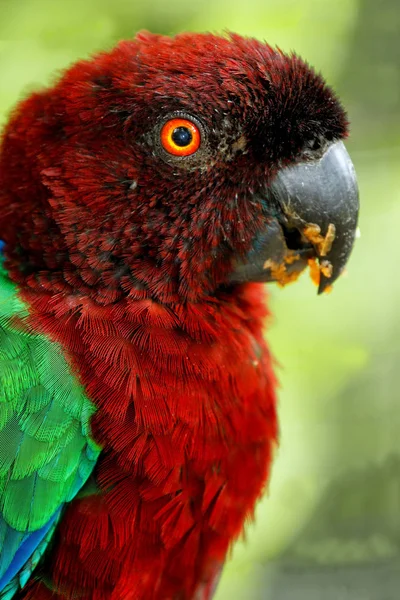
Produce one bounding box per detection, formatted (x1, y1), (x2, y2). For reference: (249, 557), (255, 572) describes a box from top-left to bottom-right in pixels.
(229, 141), (359, 293)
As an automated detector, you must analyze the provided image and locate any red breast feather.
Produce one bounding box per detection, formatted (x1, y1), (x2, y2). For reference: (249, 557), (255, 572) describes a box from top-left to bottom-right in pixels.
(17, 283), (277, 599)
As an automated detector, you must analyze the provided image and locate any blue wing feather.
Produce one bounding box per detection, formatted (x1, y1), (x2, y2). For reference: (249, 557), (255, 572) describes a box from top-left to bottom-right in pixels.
(0, 508), (61, 594)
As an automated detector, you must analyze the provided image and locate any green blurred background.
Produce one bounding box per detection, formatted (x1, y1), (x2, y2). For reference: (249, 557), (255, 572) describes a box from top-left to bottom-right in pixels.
(1, 0), (399, 598)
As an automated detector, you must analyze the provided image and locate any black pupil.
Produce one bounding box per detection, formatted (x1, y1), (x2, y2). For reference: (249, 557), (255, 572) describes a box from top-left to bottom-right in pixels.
(171, 126), (193, 147)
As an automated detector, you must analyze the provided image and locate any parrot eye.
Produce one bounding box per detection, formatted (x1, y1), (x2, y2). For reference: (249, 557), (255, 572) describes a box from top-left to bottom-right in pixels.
(160, 117), (201, 157)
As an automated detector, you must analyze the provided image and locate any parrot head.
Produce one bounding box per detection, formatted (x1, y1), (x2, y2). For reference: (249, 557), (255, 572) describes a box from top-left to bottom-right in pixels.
(0, 32), (359, 304)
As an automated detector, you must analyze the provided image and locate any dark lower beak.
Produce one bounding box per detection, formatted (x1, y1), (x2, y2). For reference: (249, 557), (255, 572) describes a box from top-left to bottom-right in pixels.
(229, 141), (359, 293)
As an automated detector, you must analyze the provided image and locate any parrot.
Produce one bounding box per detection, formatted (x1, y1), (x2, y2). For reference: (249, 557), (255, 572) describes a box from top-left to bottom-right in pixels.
(0, 31), (359, 600)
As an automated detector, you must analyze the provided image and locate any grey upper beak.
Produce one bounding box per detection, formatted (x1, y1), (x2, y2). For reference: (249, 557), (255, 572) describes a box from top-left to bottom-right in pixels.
(229, 141), (359, 293)
(269, 140), (359, 293)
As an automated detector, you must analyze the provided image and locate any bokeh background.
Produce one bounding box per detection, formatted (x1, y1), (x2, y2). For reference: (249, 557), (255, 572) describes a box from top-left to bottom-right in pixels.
(1, 1), (399, 598)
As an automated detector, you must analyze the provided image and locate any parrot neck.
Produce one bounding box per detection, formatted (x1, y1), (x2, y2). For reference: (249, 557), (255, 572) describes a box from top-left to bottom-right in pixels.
(19, 281), (277, 453)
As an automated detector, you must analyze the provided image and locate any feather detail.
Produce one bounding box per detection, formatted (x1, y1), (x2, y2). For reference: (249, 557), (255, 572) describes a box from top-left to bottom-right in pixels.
(0, 509), (61, 599)
(0, 252), (101, 596)
(14, 280), (277, 600)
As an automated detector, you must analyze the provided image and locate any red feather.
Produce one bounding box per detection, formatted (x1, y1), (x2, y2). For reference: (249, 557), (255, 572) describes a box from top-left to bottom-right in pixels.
(16, 282), (277, 599)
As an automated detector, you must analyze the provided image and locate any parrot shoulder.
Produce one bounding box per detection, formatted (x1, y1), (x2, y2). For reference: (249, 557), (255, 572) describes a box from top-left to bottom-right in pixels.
(0, 248), (101, 598)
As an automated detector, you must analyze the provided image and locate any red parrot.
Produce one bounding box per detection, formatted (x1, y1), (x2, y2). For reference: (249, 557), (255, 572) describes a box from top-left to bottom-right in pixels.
(0, 32), (358, 600)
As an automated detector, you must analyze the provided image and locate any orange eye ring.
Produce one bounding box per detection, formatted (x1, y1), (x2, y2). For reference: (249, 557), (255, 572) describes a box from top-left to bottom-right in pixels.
(160, 118), (201, 157)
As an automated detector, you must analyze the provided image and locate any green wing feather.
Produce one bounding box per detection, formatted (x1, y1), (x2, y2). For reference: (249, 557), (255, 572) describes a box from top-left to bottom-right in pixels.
(0, 255), (101, 581)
